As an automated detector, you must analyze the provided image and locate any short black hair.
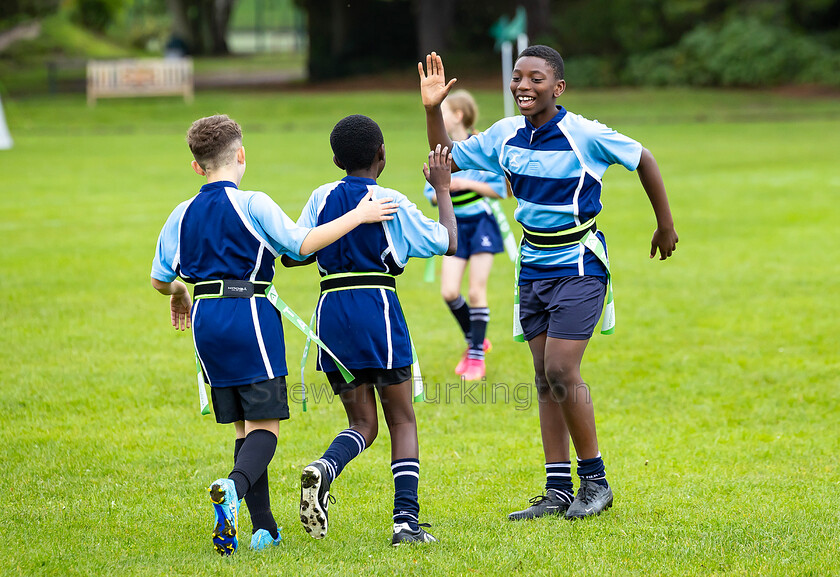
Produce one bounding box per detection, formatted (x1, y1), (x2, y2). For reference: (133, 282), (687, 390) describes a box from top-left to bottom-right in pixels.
(517, 45), (565, 81)
(330, 114), (384, 172)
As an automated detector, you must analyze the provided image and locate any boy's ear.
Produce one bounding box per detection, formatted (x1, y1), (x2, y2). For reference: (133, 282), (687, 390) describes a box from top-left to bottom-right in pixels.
(236, 146), (246, 165)
(333, 155), (345, 170)
(554, 79), (566, 99)
(377, 143), (386, 162)
(191, 160), (206, 176)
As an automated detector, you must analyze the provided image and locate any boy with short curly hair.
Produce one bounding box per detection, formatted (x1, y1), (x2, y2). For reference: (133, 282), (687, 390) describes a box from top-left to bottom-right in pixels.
(419, 46), (679, 520)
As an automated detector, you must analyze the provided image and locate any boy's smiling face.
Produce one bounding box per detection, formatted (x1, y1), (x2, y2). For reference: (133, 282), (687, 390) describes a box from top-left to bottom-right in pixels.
(510, 56), (566, 128)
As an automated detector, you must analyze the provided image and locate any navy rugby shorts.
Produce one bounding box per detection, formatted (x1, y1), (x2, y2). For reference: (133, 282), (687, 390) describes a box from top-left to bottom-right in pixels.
(519, 276), (607, 341)
(453, 212), (504, 259)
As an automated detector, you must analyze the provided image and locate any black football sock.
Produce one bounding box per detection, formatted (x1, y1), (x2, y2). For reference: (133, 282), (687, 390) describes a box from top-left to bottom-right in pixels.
(246, 471), (278, 539)
(229, 429), (277, 500)
(468, 307), (489, 359)
(446, 295), (472, 344)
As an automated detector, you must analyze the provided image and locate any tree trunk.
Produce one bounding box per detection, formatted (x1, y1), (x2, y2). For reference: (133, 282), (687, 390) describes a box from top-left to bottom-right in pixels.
(166, 0), (233, 56)
(414, 0), (454, 57)
(166, 0), (194, 50)
(520, 0), (552, 43)
(211, 0), (235, 55)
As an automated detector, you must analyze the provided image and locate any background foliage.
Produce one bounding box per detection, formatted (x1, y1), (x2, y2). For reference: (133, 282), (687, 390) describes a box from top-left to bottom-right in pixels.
(2, 0), (840, 87)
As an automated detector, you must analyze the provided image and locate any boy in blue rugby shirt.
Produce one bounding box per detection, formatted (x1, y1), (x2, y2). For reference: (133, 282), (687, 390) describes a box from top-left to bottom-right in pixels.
(284, 114), (456, 545)
(420, 47), (679, 519)
(151, 114), (398, 555)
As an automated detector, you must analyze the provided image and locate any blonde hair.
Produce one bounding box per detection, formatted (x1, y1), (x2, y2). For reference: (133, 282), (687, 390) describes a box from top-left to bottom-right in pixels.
(445, 90), (479, 134)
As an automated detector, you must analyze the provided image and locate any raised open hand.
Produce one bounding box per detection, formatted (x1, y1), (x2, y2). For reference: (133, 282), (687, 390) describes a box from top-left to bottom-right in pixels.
(418, 52), (457, 110)
(423, 144), (452, 193)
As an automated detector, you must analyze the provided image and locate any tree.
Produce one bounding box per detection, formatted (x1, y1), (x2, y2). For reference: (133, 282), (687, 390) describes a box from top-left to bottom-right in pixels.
(165, 0), (236, 55)
(294, 0), (416, 80)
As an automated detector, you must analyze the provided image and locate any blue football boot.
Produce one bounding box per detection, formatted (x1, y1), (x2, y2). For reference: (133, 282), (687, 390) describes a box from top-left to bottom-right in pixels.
(208, 478), (240, 556)
(250, 527), (282, 550)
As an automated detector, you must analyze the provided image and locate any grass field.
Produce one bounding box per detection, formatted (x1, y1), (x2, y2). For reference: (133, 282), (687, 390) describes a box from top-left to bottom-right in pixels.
(2, 87), (839, 576)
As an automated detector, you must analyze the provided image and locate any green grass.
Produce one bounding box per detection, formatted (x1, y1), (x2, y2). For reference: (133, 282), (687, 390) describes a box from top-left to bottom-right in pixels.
(1, 88), (839, 576)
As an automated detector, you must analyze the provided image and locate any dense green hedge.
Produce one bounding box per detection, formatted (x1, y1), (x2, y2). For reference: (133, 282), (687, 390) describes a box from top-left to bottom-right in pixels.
(625, 16), (840, 86)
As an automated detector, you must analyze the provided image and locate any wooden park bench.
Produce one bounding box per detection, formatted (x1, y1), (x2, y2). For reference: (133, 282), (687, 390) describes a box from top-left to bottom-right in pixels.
(86, 58), (194, 106)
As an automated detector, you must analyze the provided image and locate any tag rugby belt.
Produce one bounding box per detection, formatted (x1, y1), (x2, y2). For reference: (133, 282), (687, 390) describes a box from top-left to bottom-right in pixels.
(193, 279), (271, 299)
(522, 218), (597, 250)
(319, 272), (396, 294)
(450, 190), (483, 208)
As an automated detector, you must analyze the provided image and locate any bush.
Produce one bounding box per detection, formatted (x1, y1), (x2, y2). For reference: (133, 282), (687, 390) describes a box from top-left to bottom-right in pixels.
(69, 0), (125, 33)
(625, 16), (840, 87)
(564, 55), (619, 88)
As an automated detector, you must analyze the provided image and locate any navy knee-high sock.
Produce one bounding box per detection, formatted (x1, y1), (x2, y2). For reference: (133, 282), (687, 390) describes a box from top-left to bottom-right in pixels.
(234, 437), (278, 538)
(319, 428), (367, 483)
(544, 461), (574, 504)
(446, 295), (472, 345)
(392, 458), (421, 531)
(576, 453), (609, 488)
(468, 307), (489, 359)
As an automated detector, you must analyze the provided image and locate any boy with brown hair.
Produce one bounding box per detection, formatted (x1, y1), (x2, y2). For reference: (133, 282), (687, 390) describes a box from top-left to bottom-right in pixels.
(150, 114), (398, 555)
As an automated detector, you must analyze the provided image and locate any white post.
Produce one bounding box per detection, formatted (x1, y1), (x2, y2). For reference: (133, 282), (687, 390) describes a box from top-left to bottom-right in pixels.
(0, 95), (12, 150)
(517, 33), (528, 56)
(501, 40), (514, 118)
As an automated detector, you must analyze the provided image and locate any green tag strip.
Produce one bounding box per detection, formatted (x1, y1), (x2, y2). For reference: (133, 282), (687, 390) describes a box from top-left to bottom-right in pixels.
(423, 257), (436, 283)
(488, 198), (518, 262)
(195, 351), (210, 415)
(298, 310), (317, 413)
(513, 245), (525, 342)
(410, 335), (425, 402)
(581, 230), (615, 335)
(265, 284), (355, 383)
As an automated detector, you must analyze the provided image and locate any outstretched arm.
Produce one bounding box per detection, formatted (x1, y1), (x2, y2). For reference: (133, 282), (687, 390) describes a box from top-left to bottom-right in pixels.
(424, 144), (457, 255)
(637, 148), (679, 260)
(298, 191), (398, 255)
(418, 52), (460, 172)
(450, 178), (504, 199)
(151, 278), (192, 331)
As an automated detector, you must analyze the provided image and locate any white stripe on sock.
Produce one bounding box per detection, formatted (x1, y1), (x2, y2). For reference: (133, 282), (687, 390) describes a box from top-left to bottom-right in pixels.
(393, 470), (420, 479)
(338, 430), (366, 454)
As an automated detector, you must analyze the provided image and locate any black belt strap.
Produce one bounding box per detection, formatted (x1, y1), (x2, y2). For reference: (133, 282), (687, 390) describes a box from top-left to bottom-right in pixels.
(320, 274), (396, 292)
(193, 280), (271, 299)
(522, 220), (597, 250)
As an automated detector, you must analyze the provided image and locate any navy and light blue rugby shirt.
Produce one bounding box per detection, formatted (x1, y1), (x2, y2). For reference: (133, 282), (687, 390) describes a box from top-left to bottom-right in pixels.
(451, 106), (642, 284)
(292, 175), (449, 372)
(422, 167), (508, 219)
(151, 180), (312, 387)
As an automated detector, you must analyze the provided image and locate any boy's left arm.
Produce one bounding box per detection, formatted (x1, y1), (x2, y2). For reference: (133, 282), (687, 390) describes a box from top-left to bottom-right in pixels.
(637, 148), (679, 260)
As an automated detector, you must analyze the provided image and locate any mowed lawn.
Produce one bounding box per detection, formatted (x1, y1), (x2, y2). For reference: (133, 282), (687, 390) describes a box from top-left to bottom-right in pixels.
(1, 87), (838, 576)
